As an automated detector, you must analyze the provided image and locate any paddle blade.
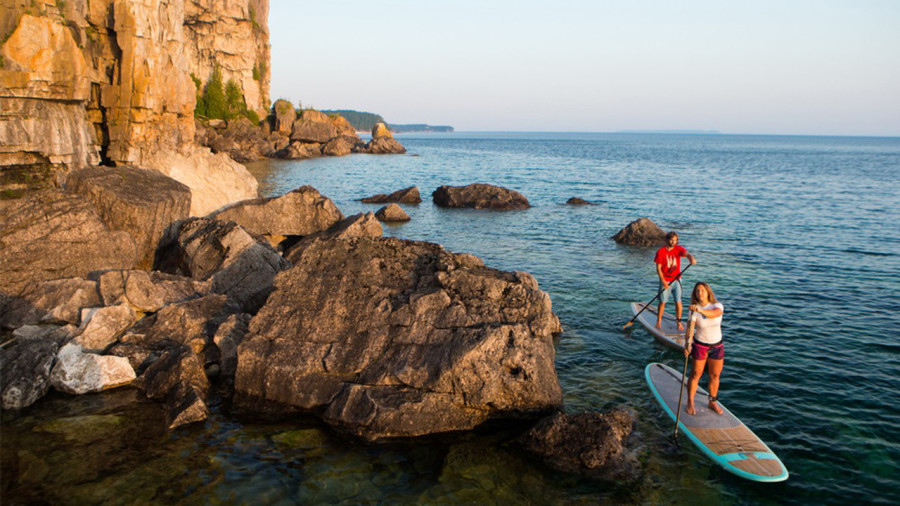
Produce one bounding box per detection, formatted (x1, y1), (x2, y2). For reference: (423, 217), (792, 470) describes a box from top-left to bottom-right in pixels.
(623, 321), (633, 330)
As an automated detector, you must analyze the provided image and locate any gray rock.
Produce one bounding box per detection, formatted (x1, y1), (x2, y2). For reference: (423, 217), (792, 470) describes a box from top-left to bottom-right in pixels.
(0, 325), (72, 409)
(73, 303), (138, 352)
(432, 184), (531, 210)
(361, 186), (422, 204)
(235, 237), (562, 440)
(518, 409), (639, 481)
(65, 166), (192, 269)
(96, 270), (211, 312)
(155, 218), (291, 313)
(0, 190), (139, 297)
(50, 343), (136, 395)
(134, 345), (209, 428)
(210, 186), (343, 237)
(283, 212), (383, 263)
(610, 217), (666, 246)
(0, 277), (101, 329)
(375, 203), (411, 222)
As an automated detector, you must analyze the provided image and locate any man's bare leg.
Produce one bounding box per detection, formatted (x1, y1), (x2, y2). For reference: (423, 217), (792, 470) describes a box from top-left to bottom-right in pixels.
(656, 302), (666, 328)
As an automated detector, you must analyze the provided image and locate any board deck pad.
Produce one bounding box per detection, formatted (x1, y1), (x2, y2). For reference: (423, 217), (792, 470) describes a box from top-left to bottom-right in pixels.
(630, 302), (686, 350)
(645, 362), (789, 482)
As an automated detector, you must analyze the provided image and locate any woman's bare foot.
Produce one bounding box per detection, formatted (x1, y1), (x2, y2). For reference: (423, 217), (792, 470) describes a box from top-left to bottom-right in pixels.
(686, 404), (696, 415)
(677, 321), (684, 331)
(708, 400), (723, 415)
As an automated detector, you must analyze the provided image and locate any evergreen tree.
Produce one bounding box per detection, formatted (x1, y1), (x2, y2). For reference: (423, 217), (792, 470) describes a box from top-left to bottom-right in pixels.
(225, 79), (245, 120)
(203, 67), (226, 120)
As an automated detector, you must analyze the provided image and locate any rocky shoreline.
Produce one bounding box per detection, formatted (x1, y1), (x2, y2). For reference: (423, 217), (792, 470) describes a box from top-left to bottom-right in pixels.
(1, 168), (642, 479)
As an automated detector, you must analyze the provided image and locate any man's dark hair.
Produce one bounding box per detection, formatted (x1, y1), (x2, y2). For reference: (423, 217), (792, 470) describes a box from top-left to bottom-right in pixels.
(666, 231), (678, 242)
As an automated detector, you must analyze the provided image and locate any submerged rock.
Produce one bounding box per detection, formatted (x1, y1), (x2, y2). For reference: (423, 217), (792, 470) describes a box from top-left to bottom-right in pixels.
(518, 408), (639, 481)
(566, 197), (594, 205)
(432, 183), (530, 210)
(235, 237), (562, 440)
(610, 217), (666, 246)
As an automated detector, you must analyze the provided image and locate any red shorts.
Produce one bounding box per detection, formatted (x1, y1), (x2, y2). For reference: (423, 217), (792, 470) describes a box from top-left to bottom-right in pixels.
(691, 342), (724, 361)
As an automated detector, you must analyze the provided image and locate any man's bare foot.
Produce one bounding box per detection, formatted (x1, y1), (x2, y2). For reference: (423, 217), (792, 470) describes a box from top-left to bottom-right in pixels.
(708, 400), (723, 415)
(686, 404), (696, 415)
(655, 322), (663, 329)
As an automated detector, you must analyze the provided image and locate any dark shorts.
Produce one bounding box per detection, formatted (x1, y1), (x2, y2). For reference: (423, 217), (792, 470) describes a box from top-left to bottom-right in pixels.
(691, 342), (724, 361)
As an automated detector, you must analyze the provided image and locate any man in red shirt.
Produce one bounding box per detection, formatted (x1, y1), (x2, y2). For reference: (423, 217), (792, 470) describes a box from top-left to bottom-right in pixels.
(655, 231), (697, 330)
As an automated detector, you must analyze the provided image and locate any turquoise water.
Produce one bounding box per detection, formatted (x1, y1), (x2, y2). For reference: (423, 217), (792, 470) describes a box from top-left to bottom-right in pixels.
(3, 133), (899, 503)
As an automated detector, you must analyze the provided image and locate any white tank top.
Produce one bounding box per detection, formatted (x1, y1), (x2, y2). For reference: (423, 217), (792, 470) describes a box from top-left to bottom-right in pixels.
(691, 302), (724, 344)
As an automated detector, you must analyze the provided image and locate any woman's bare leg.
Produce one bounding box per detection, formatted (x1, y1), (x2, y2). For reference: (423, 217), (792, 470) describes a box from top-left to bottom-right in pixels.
(686, 357), (706, 415)
(706, 358), (724, 414)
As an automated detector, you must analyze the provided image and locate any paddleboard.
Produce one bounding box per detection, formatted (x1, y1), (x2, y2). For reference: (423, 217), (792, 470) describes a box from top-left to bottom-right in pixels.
(630, 302), (686, 350)
(645, 362), (789, 482)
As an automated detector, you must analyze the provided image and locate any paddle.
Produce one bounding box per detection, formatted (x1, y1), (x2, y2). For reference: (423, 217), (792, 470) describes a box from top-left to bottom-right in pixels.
(673, 309), (694, 442)
(623, 263), (693, 330)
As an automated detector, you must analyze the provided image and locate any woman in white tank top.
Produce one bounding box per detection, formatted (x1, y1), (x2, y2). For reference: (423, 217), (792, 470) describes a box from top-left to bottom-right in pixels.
(684, 282), (725, 416)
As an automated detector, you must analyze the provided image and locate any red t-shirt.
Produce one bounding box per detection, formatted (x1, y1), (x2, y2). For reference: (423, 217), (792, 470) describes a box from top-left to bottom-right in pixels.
(655, 245), (687, 283)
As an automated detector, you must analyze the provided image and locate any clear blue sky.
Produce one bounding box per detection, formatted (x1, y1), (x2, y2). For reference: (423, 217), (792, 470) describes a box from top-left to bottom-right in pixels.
(269, 0), (900, 136)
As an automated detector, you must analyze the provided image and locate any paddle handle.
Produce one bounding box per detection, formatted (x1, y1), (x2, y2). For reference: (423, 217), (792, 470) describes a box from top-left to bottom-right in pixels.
(624, 263), (692, 329)
(673, 310), (694, 439)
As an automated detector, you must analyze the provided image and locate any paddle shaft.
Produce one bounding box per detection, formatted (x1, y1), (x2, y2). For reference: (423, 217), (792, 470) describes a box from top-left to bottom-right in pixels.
(624, 263), (693, 329)
(673, 310), (694, 439)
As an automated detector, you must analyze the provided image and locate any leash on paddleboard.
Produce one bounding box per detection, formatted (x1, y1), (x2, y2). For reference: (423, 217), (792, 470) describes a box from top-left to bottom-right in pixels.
(673, 310), (694, 443)
(623, 263), (693, 330)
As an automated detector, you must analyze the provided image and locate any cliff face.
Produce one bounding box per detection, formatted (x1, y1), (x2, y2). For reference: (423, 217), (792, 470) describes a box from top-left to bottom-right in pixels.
(0, 0), (270, 177)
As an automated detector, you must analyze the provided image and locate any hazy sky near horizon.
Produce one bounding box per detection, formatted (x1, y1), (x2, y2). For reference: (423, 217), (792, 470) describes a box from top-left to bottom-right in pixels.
(269, 0), (900, 136)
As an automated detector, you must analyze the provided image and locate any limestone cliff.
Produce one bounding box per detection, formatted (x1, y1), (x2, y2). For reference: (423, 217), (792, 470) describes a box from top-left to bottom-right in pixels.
(0, 0), (267, 213)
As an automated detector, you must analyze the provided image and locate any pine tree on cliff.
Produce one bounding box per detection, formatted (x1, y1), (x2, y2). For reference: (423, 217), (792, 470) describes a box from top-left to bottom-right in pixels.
(202, 67), (226, 120)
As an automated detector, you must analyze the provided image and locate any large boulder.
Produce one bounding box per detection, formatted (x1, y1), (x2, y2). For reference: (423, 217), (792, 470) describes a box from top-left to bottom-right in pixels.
(0, 190), (139, 297)
(49, 343), (137, 395)
(275, 141), (322, 160)
(73, 303), (139, 352)
(365, 137), (407, 155)
(432, 184), (531, 210)
(155, 219), (291, 313)
(272, 99), (297, 135)
(290, 110), (339, 143)
(235, 237), (562, 440)
(518, 409), (639, 481)
(64, 166), (192, 269)
(610, 218), (666, 246)
(210, 186), (344, 238)
(322, 136), (356, 157)
(361, 186), (422, 204)
(0, 277), (101, 329)
(0, 325), (72, 409)
(145, 147), (259, 217)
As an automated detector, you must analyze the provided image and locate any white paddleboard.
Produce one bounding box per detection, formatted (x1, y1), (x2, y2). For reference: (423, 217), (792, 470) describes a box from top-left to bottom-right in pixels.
(645, 362), (789, 482)
(630, 302), (686, 350)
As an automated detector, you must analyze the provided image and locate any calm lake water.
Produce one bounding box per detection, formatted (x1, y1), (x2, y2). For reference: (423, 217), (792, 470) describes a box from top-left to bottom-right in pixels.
(3, 132), (899, 504)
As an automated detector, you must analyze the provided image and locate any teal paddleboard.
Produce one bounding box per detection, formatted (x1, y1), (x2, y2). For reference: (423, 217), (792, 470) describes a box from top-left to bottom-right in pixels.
(645, 362), (789, 482)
